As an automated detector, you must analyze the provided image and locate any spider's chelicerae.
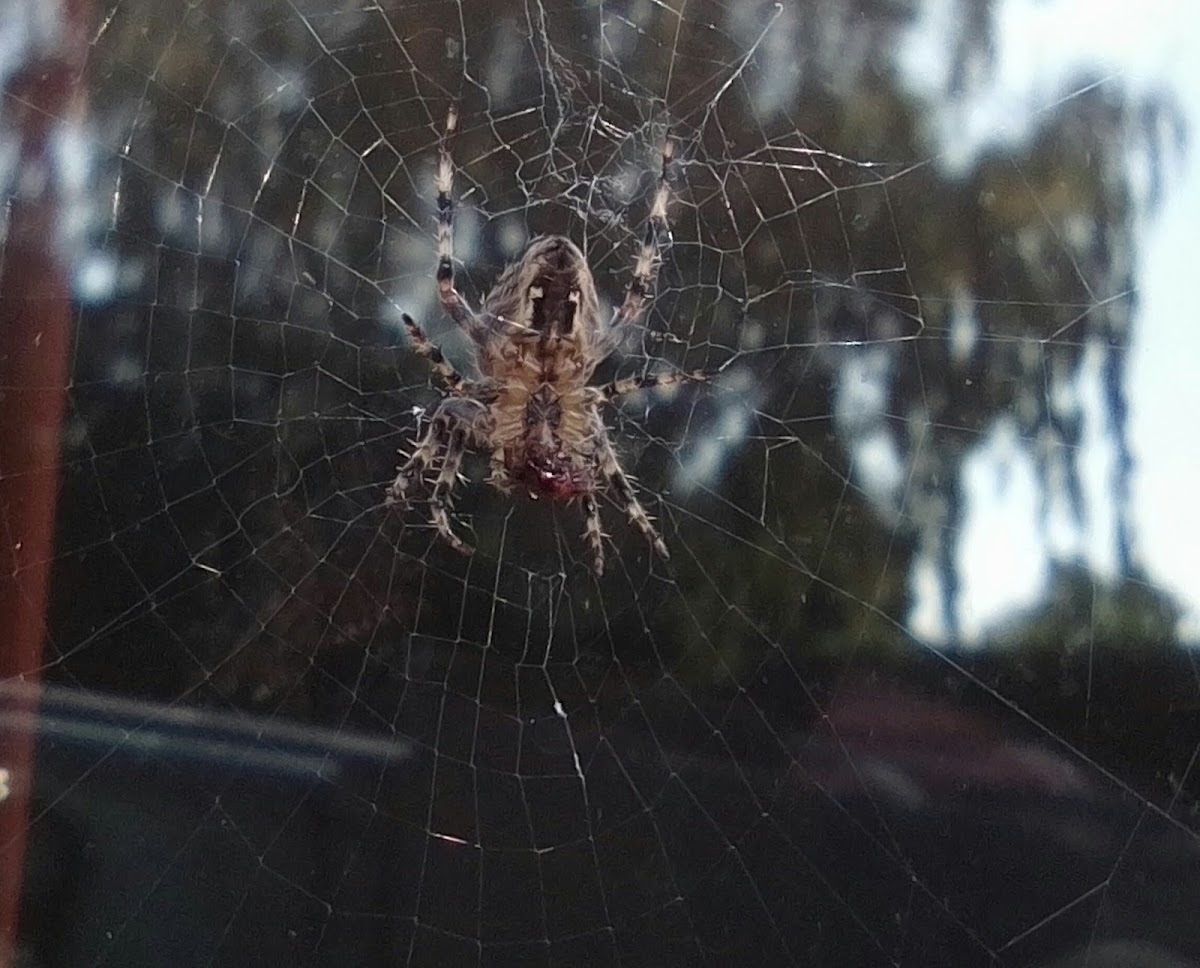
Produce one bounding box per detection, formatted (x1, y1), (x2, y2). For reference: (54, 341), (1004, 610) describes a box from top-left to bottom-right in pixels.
(387, 107), (703, 576)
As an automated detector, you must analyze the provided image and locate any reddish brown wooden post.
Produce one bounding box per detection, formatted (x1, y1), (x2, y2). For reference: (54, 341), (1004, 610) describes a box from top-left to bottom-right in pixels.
(0, 3), (89, 963)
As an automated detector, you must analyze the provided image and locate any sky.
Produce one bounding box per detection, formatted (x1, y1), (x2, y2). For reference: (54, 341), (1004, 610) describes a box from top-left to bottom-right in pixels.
(899, 0), (1200, 643)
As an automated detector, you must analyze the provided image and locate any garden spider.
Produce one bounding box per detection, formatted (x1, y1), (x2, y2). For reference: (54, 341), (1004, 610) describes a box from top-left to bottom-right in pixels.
(387, 107), (703, 576)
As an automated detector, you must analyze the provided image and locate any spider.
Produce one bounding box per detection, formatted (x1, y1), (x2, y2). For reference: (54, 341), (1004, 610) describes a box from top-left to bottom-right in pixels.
(387, 107), (703, 577)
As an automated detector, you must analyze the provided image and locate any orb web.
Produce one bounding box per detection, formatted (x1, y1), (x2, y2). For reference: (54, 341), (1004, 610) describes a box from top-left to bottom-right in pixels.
(1, 1), (1196, 966)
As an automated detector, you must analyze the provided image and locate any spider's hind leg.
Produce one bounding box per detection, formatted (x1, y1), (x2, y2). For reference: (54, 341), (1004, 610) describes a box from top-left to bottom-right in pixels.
(401, 313), (466, 393)
(434, 106), (487, 344)
(610, 135), (676, 333)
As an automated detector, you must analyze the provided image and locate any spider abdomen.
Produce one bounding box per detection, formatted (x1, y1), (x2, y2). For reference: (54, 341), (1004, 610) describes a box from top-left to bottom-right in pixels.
(481, 235), (603, 346)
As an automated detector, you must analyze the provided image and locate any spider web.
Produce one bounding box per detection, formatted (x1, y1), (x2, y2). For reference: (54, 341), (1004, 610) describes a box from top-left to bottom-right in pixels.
(3, 0), (1199, 966)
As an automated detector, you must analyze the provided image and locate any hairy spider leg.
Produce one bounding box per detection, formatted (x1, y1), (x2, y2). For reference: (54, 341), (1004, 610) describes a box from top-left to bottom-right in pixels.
(487, 446), (513, 493)
(387, 398), (487, 553)
(594, 367), (706, 403)
(581, 493), (607, 576)
(610, 135), (675, 333)
(593, 421), (670, 562)
(401, 313), (466, 393)
(387, 415), (471, 552)
(386, 413), (446, 506)
(435, 105), (488, 344)
(429, 426), (473, 554)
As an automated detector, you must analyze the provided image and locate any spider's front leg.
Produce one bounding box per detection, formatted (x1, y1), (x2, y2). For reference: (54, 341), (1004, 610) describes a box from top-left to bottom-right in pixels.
(581, 493), (607, 577)
(430, 425), (472, 554)
(387, 397), (489, 555)
(591, 419), (670, 565)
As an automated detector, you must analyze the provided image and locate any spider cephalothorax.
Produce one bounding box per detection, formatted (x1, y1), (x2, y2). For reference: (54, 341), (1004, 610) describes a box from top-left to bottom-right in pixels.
(387, 107), (702, 576)
(506, 385), (591, 501)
